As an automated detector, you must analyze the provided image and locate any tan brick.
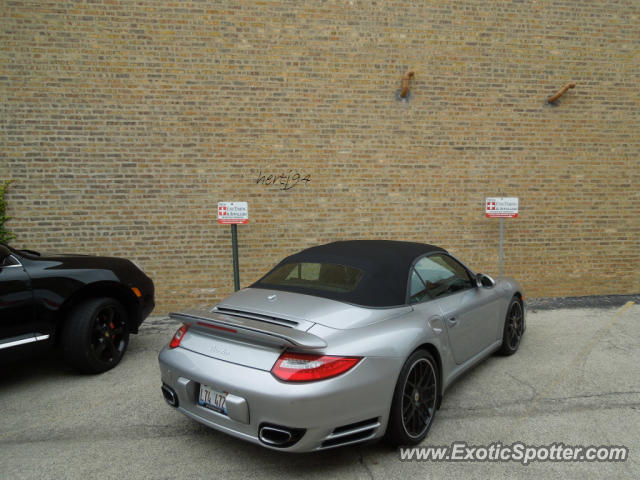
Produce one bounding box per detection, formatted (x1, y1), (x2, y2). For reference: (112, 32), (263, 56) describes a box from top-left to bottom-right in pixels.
(1, 1), (638, 314)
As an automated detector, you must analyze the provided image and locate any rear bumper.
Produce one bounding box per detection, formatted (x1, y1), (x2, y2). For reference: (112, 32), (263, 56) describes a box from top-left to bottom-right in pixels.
(140, 296), (155, 321)
(158, 346), (402, 452)
(131, 275), (154, 332)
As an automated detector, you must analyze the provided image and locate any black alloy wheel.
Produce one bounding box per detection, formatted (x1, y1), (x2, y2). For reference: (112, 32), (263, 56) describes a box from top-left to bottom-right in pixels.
(62, 297), (130, 373)
(401, 357), (438, 439)
(498, 296), (524, 356)
(91, 305), (127, 364)
(386, 350), (439, 445)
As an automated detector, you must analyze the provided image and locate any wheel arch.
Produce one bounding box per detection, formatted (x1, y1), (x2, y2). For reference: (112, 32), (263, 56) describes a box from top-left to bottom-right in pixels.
(55, 281), (141, 344)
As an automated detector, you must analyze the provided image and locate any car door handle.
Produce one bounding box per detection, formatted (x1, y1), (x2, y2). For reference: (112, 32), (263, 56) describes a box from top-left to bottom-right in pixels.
(446, 316), (457, 327)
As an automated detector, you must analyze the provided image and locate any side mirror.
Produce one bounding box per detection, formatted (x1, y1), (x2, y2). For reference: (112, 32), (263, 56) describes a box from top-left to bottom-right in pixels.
(0, 244), (10, 261)
(476, 273), (496, 288)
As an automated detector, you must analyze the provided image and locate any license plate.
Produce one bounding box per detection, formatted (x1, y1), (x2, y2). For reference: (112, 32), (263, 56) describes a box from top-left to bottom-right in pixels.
(198, 384), (228, 415)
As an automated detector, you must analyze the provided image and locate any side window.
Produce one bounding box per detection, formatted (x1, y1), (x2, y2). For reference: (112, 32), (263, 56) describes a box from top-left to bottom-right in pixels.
(409, 254), (473, 303)
(409, 269), (430, 304)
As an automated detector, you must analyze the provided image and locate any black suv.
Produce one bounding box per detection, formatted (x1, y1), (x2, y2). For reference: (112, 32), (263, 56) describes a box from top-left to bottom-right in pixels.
(0, 243), (154, 373)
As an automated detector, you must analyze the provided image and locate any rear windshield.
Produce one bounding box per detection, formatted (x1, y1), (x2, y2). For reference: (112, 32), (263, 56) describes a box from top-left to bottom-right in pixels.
(258, 262), (364, 293)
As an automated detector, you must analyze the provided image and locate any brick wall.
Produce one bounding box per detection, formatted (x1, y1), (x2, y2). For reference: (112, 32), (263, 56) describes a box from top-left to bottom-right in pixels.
(2, 1), (638, 314)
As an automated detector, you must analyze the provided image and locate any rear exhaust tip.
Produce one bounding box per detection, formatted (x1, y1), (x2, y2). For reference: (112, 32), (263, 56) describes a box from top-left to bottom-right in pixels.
(258, 423), (305, 448)
(161, 384), (179, 407)
(259, 426), (292, 445)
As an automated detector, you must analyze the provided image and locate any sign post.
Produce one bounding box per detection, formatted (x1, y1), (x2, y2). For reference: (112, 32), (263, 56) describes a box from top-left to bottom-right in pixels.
(230, 224), (240, 291)
(217, 202), (249, 291)
(485, 197), (518, 276)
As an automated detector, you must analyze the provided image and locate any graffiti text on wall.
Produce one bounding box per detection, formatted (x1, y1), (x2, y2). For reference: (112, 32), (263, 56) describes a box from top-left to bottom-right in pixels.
(256, 170), (312, 191)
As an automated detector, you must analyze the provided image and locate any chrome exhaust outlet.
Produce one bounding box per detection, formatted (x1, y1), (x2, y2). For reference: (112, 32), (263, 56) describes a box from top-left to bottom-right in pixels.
(259, 426), (292, 445)
(258, 424), (306, 448)
(161, 384), (179, 407)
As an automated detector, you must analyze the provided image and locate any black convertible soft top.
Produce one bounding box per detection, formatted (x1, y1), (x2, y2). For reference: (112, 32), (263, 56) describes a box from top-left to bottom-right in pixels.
(252, 240), (446, 307)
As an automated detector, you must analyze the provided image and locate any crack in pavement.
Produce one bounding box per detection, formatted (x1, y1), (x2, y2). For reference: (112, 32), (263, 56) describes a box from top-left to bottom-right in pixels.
(505, 371), (538, 398)
(521, 301), (636, 417)
(439, 390), (640, 420)
(358, 449), (376, 480)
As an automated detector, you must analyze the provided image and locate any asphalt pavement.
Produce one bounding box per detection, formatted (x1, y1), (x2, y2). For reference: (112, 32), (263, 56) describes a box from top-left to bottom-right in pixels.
(1, 303), (638, 479)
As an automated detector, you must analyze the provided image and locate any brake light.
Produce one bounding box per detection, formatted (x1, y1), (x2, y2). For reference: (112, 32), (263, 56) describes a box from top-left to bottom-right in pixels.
(197, 321), (237, 333)
(169, 324), (190, 349)
(271, 352), (361, 382)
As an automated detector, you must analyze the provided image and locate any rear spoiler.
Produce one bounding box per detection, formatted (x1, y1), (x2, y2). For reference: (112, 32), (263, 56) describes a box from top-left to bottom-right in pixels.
(169, 308), (327, 350)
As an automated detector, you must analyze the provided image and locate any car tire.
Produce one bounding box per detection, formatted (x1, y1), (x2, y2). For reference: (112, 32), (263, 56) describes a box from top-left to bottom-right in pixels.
(497, 296), (524, 356)
(385, 349), (439, 446)
(62, 297), (130, 374)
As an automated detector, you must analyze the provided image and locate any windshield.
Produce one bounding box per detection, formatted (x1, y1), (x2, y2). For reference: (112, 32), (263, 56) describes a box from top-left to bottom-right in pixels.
(258, 262), (364, 293)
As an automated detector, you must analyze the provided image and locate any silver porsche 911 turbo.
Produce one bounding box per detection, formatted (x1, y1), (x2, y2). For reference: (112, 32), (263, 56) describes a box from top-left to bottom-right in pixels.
(158, 240), (525, 452)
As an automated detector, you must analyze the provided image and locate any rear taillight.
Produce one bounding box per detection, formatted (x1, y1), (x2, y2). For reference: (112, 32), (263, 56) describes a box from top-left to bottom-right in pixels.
(271, 352), (361, 382)
(169, 324), (190, 349)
